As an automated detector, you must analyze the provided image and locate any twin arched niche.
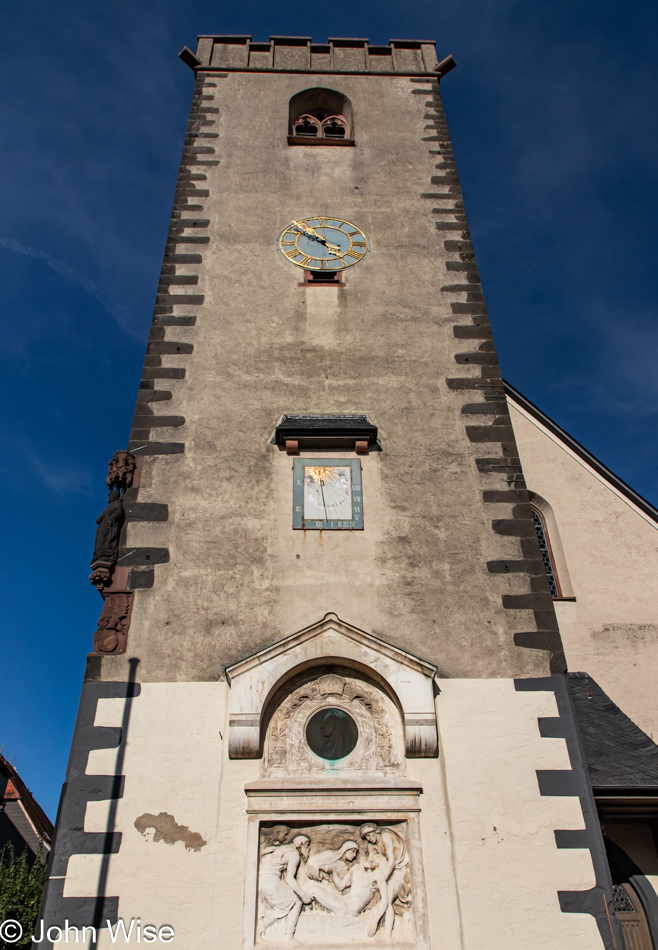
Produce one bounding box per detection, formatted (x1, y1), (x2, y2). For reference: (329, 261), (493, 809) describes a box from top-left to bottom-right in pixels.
(288, 88), (353, 142)
(225, 614), (438, 761)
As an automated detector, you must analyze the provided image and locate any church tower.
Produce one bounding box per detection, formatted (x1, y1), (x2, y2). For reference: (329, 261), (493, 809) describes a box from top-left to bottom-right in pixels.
(39, 35), (622, 950)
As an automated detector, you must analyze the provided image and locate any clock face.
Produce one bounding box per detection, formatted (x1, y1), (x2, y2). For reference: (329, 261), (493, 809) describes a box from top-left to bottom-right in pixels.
(279, 217), (368, 271)
(293, 459), (363, 530)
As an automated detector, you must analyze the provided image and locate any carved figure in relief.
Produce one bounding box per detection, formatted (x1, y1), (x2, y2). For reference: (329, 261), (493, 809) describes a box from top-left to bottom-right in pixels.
(262, 825), (291, 850)
(256, 823), (413, 944)
(306, 708), (357, 760)
(305, 840), (360, 884)
(305, 842), (390, 924)
(258, 835), (311, 940)
(359, 824), (411, 937)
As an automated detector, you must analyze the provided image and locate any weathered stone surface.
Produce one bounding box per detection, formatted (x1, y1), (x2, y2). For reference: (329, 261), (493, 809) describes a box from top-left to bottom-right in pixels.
(108, 69), (555, 684)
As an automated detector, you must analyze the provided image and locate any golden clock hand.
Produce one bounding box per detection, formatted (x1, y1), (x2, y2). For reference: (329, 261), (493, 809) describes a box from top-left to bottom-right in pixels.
(293, 221), (320, 237)
(291, 221), (341, 254)
(292, 220), (319, 238)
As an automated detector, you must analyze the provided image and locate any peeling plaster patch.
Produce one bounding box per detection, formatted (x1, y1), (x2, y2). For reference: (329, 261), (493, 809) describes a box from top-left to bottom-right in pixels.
(134, 812), (207, 851)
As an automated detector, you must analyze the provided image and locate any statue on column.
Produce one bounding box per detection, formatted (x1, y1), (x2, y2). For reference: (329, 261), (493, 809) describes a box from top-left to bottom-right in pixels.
(89, 489), (125, 589)
(89, 450), (137, 653)
(89, 451), (135, 590)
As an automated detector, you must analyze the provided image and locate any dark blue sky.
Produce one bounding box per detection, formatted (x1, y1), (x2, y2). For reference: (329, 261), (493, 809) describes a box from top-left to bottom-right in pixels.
(2, 0), (657, 819)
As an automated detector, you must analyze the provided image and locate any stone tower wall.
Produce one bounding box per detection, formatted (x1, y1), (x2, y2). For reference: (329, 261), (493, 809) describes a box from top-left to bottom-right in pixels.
(95, 37), (562, 684)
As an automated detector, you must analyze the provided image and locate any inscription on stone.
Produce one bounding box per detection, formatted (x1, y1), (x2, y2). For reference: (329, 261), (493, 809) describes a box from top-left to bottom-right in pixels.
(247, 795), (419, 813)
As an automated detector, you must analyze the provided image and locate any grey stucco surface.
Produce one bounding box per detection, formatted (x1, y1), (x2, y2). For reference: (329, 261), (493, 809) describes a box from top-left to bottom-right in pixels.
(101, 67), (556, 682)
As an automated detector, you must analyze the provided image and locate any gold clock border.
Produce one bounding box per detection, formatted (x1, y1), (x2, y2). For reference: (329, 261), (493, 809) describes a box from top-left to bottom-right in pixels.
(279, 216), (368, 271)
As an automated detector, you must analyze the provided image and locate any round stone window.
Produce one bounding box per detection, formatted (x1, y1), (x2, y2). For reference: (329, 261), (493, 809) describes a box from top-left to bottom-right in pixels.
(306, 708), (358, 761)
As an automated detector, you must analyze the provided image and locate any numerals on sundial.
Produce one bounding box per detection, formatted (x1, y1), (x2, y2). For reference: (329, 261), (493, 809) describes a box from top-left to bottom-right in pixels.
(279, 217), (369, 272)
(292, 459), (364, 530)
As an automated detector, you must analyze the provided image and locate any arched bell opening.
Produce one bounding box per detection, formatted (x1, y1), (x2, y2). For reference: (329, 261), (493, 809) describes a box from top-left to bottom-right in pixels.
(292, 114), (321, 137)
(288, 88), (353, 140)
(321, 115), (349, 138)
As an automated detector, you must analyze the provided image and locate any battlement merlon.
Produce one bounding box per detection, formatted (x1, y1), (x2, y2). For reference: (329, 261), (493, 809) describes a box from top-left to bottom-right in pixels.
(189, 36), (442, 75)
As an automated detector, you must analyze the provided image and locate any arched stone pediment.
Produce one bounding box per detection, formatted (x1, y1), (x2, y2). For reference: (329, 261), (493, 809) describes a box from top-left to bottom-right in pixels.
(225, 614), (438, 759)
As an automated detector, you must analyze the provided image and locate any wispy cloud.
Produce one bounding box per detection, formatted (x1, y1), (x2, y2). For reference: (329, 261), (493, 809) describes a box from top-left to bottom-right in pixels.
(0, 237), (143, 339)
(25, 445), (95, 500)
(588, 308), (658, 417)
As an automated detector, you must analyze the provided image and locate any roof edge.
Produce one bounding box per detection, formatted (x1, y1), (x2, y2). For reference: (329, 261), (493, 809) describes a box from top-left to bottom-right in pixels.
(0, 752), (53, 843)
(504, 380), (658, 526)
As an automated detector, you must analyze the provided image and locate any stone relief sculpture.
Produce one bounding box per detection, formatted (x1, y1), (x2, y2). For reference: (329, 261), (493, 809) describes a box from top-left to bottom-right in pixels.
(359, 823), (411, 938)
(263, 673), (404, 776)
(257, 823), (413, 944)
(106, 449), (136, 493)
(92, 591), (133, 654)
(258, 835), (311, 940)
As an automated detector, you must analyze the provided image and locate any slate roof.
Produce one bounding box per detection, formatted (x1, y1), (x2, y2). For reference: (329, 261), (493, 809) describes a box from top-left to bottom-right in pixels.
(569, 673), (658, 789)
(276, 414), (374, 430)
(271, 415), (379, 447)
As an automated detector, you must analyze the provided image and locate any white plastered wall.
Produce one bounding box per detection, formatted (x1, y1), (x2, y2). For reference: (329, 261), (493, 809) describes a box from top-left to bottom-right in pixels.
(509, 399), (658, 737)
(62, 679), (603, 949)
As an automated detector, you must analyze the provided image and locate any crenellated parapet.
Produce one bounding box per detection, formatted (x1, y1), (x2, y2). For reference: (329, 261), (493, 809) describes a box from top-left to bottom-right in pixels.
(185, 36), (441, 75)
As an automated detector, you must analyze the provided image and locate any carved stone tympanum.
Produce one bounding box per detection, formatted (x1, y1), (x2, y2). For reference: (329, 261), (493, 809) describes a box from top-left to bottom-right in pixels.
(257, 822), (412, 945)
(263, 673), (403, 776)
